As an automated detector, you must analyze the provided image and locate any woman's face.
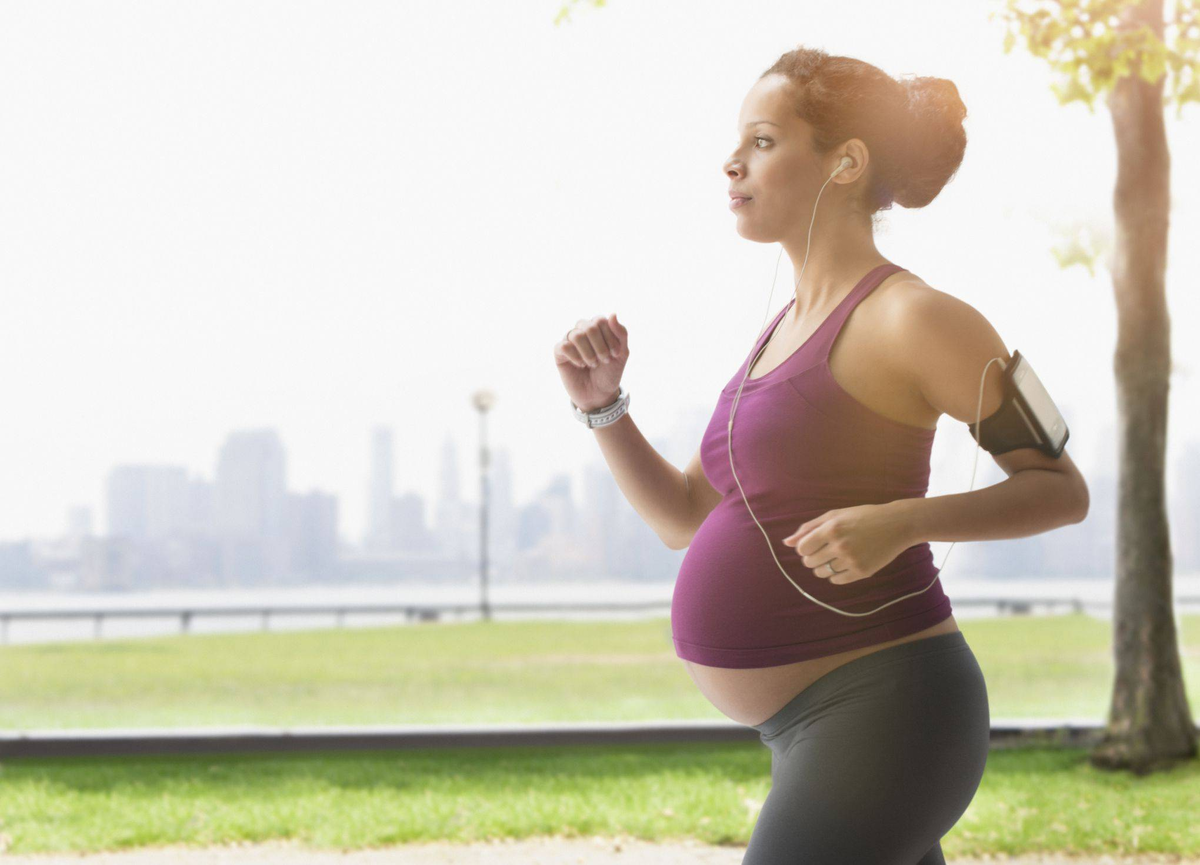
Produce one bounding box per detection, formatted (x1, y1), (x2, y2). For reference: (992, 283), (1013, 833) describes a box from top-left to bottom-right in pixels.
(725, 75), (832, 242)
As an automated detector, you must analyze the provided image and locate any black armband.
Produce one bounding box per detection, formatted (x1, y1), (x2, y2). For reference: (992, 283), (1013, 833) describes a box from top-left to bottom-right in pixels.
(966, 350), (1069, 459)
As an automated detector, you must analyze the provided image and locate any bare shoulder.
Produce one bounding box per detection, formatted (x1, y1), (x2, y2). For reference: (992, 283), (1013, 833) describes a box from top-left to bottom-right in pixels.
(883, 274), (984, 332)
(881, 274), (1087, 487)
(878, 275), (1012, 423)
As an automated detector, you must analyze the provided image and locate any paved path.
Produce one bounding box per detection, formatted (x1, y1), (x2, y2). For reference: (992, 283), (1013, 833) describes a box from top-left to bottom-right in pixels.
(2, 838), (1197, 864)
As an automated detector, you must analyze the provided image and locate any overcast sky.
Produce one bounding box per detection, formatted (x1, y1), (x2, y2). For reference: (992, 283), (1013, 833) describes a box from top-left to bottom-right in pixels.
(2, 0), (1199, 545)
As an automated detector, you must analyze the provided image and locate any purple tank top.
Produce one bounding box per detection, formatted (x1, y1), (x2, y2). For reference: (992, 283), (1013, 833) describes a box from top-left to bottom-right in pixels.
(671, 262), (952, 668)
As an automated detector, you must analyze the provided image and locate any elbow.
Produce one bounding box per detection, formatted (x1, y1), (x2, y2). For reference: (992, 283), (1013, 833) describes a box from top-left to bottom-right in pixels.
(665, 534), (692, 552)
(1070, 481), (1090, 524)
(664, 523), (697, 551)
(1046, 468), (1089, 524)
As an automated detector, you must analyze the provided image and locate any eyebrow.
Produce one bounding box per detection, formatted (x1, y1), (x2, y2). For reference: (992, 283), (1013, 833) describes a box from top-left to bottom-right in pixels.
(741, 120), (781, 129)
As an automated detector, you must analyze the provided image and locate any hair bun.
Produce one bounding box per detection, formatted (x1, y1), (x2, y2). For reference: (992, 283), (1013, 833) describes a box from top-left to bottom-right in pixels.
(903, 76), (965, 120)
(892, 76), (968, 209)
(760, 47), (968, 216)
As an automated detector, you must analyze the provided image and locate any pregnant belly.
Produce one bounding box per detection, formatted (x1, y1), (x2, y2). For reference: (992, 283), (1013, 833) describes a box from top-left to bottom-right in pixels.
(683, 614), (960, 726)
(671, 498), (941, 666)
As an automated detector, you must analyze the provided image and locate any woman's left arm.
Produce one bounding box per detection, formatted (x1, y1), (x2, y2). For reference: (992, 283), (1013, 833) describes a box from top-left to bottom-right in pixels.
(887, 286), (1090, 546)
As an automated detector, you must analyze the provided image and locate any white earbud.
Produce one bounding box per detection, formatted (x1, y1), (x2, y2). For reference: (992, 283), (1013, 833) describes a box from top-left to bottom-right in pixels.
(831, 156), (853, 177)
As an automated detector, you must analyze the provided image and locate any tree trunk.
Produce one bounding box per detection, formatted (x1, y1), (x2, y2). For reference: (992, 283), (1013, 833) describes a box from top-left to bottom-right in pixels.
(1089, 0), (1197, 774)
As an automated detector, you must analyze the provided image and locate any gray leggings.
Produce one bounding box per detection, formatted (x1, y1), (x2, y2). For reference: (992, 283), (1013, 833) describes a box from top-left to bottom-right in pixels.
(743, 630), (990, 864)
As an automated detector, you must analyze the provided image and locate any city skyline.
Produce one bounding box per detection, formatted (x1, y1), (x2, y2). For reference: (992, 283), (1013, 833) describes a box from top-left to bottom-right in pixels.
(0, 401), (1121, 549)
(6, 406), (1200, 593)
(4, 1), (1200, 545)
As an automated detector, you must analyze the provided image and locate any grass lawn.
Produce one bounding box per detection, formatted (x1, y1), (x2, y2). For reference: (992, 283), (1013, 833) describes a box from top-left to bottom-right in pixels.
(0, 613), (1198, 856)
(0, 613), (1197, 728)
(1, 743), (1198, 857)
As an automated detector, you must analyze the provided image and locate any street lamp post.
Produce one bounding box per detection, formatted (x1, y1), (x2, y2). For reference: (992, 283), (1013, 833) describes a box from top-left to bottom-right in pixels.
(471, 389), (496, 622)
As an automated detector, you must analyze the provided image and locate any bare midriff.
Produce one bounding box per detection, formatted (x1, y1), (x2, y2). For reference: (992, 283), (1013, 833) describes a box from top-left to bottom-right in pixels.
(682, 614), (960, 726)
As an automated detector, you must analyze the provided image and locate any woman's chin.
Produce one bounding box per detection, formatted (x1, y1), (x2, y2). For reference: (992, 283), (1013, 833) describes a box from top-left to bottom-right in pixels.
(735, 222), (773, 243)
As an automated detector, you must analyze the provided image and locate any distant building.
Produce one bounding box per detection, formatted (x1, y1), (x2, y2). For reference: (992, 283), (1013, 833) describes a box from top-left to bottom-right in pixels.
(214, 428), (288, 585)
(365, 426), (395, 552)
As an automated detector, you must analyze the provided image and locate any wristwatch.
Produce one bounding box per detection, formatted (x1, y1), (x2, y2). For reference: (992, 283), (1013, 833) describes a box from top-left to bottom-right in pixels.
(571, 385), (630, 429)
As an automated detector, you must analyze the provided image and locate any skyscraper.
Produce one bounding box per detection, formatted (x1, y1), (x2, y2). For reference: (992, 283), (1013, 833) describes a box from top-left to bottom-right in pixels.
(214, 428), (288, 583)
(366, 425), (395, 551)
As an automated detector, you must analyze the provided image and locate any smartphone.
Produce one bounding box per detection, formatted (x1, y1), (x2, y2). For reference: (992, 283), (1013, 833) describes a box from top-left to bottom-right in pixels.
(1006, 350), (1069, 458)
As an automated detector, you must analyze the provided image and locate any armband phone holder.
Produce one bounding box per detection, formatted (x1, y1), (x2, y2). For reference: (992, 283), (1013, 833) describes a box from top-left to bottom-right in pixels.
(967, 349), (1069, 458)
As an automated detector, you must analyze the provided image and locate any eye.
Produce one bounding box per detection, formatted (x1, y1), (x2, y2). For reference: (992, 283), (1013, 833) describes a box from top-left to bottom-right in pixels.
(754, 137), (771, 149)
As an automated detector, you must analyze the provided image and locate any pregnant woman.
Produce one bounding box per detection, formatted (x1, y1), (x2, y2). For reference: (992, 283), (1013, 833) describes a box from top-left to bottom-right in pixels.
(553, 45), (1089, 864)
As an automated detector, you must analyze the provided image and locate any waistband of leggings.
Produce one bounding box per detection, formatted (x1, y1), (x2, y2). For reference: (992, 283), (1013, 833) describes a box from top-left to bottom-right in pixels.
(753, 630), (968, 740)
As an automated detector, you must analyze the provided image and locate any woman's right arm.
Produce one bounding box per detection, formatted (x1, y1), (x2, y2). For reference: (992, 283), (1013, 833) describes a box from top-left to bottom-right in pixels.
(554, 311), (722, 550)
(589, 411), (699, 550)
(555, 312), (701, 550)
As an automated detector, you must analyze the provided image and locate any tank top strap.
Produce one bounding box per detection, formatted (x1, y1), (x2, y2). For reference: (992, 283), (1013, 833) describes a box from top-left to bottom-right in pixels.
(806, 263), (907, 363)
(742, 299), (794, 370)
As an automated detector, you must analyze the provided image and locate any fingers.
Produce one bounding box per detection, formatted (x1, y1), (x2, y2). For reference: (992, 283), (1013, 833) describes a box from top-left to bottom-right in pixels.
(816, 557), (861, 584)
(565, 314), (625, 368)
(809, 559), (844, 582)
(598, 317), (624, 359)
(560, 343), (587, 369)
(790, 535), (839, 578)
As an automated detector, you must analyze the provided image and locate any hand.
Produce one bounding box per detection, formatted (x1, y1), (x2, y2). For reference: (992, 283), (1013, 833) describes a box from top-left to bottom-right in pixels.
(553, 313), (629, 412)
(781, 502), (914, 586)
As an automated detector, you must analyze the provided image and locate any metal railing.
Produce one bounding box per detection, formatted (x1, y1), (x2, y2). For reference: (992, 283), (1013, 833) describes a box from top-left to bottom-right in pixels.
(3, 595), (1199, 643)
(0, 717), (1167, 760)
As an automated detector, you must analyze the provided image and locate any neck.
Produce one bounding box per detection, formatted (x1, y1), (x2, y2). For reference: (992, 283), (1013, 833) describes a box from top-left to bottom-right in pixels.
(780, 217), (888, 319)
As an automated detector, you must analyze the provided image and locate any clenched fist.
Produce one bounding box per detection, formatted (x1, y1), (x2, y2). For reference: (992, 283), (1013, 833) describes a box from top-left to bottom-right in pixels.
(553, 313), (628, 413)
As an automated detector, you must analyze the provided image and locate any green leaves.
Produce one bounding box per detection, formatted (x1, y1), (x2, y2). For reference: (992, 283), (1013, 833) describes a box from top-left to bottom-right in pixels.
(995, 0), (1200, 117)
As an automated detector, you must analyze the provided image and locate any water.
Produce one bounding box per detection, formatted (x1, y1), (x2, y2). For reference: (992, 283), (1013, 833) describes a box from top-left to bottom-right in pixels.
(1, 574), (1198, 646)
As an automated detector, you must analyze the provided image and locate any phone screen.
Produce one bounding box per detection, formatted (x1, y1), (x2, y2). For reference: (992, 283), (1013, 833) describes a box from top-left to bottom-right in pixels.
(1013, 356), (1068, 451)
